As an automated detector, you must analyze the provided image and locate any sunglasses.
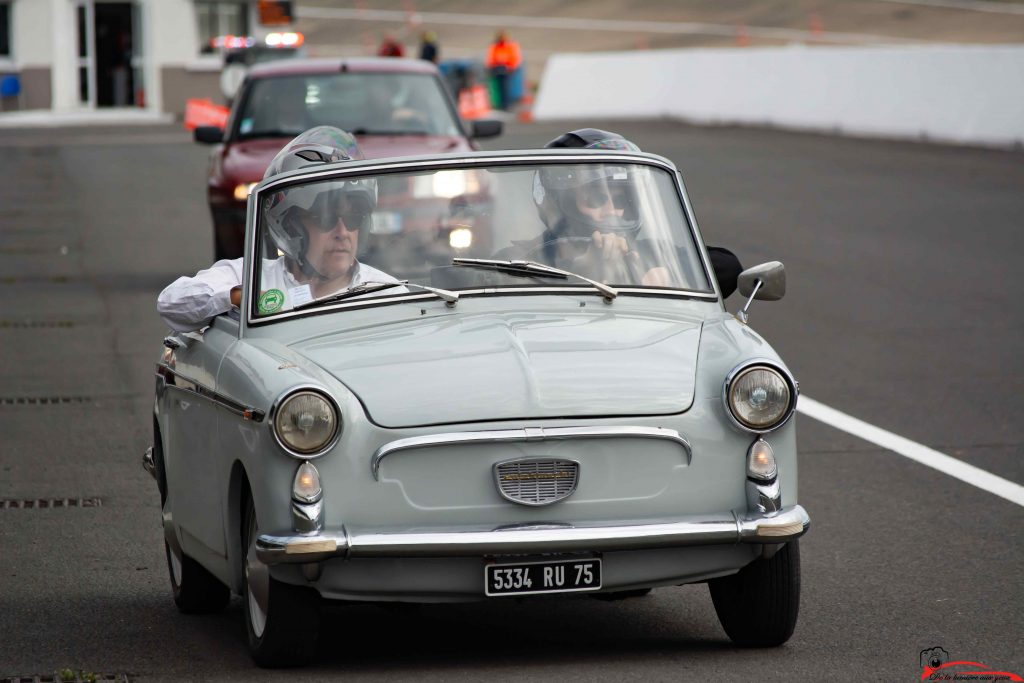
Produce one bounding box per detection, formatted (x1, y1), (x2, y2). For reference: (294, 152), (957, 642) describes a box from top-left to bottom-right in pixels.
(309, 207), (370, 233)
(304, 194), (372, 233)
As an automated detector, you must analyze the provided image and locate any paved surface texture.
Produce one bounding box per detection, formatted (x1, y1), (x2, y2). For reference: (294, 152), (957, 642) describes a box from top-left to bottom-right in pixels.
(0, 120), (1021, 681)
(294, 0), (1024, 83)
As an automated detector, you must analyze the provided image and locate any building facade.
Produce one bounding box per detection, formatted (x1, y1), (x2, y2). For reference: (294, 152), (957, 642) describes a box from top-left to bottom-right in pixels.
(0, 0), (271, 118)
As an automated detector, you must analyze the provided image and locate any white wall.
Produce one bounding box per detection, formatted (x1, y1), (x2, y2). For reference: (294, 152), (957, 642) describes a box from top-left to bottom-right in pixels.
(9, 0), (54, 65)
(49, 0), (78, 110)
(148, 0), (201, 65)
(534, 44), (1024, 148)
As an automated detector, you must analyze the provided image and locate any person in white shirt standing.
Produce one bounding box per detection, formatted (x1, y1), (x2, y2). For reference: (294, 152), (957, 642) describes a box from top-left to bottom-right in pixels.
(158, 127), (398, 332)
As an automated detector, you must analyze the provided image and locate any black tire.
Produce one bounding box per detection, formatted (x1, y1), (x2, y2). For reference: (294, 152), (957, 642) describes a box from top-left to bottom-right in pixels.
(708, 541), (801, 647)
(152, 420), (168, 505)
(242, 496), (320, 668)
(166, 541), (231, 614)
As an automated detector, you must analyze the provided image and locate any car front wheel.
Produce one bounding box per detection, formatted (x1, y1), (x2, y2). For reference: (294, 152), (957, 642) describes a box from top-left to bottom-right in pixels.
(166, 539), (230, 614)
(242, 496), (320, 667)
(708, 540), (801, 647)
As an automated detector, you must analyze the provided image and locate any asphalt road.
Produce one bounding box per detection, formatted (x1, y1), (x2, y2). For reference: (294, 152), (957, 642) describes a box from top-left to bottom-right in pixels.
(0, 120), (1021, 682)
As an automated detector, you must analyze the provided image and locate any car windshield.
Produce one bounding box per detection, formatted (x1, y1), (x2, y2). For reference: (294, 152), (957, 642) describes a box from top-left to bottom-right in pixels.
(235, 73), (461, 139)
(251, 159), (711, 319)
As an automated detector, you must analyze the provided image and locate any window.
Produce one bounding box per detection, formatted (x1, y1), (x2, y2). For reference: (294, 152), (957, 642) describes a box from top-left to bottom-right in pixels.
(195, 1), (249, 54)
(0, 2), (11, 58)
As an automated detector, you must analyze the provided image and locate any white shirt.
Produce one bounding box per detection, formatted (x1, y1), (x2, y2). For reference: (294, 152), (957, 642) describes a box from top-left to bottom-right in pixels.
(157, 257), (400, 332)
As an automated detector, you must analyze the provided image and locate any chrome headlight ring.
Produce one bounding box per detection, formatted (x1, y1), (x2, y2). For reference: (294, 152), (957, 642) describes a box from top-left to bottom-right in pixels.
(269, 385), (342, 459)
(722, 360), (798, 434)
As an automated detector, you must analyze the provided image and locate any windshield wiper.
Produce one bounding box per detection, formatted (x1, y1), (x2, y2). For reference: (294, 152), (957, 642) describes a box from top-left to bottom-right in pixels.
(452, 258), (618, 302)
(292, 280), (458, 311)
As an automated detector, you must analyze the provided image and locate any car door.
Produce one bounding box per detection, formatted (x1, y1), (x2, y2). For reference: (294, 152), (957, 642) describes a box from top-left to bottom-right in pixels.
(161, 315), (238, 561)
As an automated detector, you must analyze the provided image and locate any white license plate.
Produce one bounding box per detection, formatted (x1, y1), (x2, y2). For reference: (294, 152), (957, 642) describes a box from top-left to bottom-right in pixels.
(485, 557), (602, 597)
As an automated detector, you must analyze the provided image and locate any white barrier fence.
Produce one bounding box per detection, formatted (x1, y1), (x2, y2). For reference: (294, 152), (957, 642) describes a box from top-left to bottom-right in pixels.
(533, 44), (1024, 148)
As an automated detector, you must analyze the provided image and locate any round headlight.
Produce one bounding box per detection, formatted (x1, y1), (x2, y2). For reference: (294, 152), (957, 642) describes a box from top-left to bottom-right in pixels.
(273, 390), (338, 455)
(727, 365), (792, 431)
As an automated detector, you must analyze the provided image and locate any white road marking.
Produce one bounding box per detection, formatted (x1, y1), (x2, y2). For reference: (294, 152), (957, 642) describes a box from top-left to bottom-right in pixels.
(297, 7), (927, 45)
(798, 396), (1024, 507)
(875, 0), (1024, 15)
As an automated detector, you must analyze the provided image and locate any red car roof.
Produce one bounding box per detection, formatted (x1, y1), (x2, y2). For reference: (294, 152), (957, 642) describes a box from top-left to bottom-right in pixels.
(248, 57), (440, 79)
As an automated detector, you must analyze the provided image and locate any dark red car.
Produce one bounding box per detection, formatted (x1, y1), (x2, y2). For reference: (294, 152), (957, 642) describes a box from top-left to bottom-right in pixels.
(194, 57), (502, 260)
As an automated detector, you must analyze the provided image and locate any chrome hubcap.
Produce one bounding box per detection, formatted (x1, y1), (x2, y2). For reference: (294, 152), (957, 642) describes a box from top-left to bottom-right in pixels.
(245, 513), (269, 638)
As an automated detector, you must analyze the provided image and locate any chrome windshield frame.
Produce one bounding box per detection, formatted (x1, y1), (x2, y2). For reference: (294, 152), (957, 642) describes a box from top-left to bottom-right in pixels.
(242, 150), (720, 332)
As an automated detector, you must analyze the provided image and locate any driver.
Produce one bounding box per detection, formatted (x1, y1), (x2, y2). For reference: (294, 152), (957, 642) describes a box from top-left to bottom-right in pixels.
(158, 127), (399, 332)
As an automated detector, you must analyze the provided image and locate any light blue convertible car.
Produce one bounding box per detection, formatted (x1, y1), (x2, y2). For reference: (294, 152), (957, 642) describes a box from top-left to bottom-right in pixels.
(146, 148), (809, 666)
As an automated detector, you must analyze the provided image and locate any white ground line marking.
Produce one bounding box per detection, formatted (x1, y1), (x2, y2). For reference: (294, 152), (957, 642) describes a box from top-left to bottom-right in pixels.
(798, 396), (1024, 507)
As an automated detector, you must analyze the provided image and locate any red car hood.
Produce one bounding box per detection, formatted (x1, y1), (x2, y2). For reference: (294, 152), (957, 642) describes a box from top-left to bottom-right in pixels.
(221, 135), (473, 185)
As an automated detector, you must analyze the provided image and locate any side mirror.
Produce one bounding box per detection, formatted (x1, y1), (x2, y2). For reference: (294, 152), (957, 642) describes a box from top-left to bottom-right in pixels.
(470, 119), (503, 139)
(194, 126), (224, 144)
(736, 261), (785, 323)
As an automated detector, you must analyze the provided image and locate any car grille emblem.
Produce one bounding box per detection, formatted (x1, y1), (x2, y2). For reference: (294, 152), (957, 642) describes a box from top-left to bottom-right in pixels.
(494, 458), (579, 506)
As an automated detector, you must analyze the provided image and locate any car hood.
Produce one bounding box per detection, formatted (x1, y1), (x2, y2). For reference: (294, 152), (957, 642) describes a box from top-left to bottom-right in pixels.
(288, 310), (702, 428)
(357, 134), (473, 159)
(221, 137), (292, 184)
(223, 135), (473, 184)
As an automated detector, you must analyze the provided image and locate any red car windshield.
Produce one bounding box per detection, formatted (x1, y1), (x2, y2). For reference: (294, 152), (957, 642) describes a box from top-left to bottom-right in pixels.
(235, 72), (462, 139)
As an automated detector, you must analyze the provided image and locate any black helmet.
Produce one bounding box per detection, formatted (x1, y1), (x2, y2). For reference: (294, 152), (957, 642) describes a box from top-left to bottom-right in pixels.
(535, 129), (642, 236)
(543, 128), (641, 152)
(262, 127), (377, 277)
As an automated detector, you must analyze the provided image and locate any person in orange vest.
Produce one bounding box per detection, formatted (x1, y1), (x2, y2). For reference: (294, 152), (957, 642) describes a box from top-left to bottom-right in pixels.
(485, 30), (522, 110)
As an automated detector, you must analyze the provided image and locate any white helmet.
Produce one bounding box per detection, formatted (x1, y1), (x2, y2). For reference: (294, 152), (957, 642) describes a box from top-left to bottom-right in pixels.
(262, 127), (377, 277)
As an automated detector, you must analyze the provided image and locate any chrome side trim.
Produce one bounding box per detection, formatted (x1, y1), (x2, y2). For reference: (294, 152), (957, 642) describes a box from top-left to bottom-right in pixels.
(155, 364), (265, 422)
(370, 426), (692, 481)
(254, 505), (810, 564)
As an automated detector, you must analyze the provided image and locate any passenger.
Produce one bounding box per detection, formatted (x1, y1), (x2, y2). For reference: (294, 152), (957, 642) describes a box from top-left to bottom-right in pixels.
(528, 128), (743, 297)
(158, 127), (398, 332)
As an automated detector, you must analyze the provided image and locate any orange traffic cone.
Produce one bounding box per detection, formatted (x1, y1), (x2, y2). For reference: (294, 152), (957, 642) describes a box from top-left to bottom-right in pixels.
(735, 25), (750, 47)
(517, 92), (535, 123)
(458, 85), (492, 119)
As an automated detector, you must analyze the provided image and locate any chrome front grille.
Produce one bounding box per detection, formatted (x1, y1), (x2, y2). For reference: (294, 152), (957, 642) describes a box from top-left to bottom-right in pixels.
(494, 458), (579, 506)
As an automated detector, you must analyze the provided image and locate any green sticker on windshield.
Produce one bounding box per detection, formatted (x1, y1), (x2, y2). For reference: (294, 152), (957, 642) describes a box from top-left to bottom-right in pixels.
(258, 289), (284, 314)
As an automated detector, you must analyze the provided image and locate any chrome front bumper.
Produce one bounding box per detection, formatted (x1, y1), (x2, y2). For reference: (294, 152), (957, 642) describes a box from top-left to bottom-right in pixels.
(255, 505), (810, 565)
